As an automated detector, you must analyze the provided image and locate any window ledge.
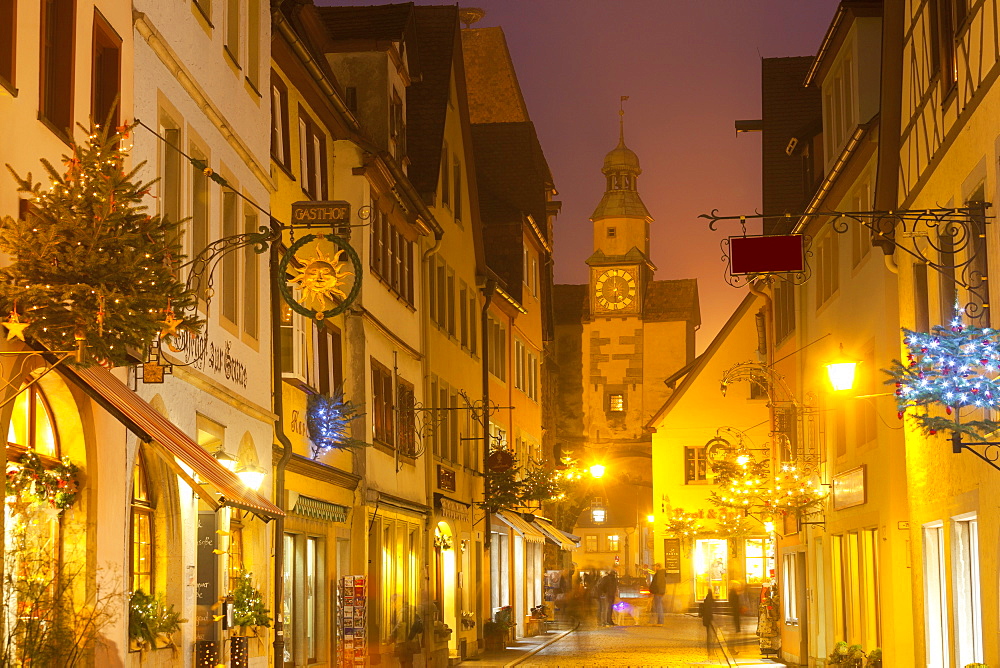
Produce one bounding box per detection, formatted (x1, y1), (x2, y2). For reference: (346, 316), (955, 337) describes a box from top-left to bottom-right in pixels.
(0, 75), (17, 97)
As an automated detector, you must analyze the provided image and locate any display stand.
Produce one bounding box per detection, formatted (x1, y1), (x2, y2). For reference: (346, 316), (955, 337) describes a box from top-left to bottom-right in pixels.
(338, 575), (367, 667)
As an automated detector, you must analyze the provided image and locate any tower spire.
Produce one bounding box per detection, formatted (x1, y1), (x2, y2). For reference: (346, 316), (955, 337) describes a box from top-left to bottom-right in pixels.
(619, 95), (629, 146)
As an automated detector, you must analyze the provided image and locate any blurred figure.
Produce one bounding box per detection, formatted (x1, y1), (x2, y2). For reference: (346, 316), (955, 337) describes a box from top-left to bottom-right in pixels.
(728, 580), (745, 633)
(597, 569), (619, 626)
(699, 590), (716, 657)
(648, 563), (667, 625)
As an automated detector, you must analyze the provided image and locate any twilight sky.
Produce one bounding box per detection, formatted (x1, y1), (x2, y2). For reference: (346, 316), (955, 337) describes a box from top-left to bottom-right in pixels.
(331, 0), (839, 350)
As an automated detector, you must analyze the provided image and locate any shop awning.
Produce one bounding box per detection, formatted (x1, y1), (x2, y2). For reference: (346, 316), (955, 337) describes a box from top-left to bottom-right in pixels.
(532, 517), (579, 551)
(62, 363), (284, 521)
(493, 511), (546, 544)
(292, 495), (348, 523)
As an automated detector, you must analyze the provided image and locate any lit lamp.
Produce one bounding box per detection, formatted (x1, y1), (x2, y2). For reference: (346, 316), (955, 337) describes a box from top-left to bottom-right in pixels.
(236, 462), (267, 491)
(825, 344), (859, 392)
(763, 520), (775, 533)
(212, 448), (239, 472)
(589, 463), (606, 479)
(646, 514), (655, 523)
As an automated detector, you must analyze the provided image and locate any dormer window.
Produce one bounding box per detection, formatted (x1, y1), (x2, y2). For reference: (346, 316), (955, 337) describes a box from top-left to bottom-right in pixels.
(607, 227), (617, 238)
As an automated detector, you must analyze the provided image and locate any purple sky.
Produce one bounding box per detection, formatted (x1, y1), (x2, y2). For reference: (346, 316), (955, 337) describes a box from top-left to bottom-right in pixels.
(331, 1), (839, 350)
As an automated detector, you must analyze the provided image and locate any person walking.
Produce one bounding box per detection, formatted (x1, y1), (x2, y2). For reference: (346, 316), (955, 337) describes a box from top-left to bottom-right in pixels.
(598, 569), (619, 626)
(728, 580), (745, 633)
(648, 563), (667, 625)
(699, 590), (716, 657)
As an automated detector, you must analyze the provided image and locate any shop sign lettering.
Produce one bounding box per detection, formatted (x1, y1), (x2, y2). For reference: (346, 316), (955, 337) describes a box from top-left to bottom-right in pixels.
(291, 200), (351, 224)
(174, 329), (249, 388)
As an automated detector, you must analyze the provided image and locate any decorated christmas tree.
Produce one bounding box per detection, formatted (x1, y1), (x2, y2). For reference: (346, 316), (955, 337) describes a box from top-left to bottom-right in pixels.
(0, 123), (200, 365)
(886, 306), (1000, 437)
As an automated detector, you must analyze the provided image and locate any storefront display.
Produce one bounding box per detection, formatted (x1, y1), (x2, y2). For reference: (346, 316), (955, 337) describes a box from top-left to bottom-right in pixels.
(693, 538), (728, 601)
(744, 537), (775, 586)
(338, 575), (367, 667)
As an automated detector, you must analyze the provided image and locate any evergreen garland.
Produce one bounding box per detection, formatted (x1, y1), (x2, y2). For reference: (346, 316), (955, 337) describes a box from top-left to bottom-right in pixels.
(1, 123), (200, 366)
(885, 306), (1000, 437)
(5, 450), (80, 510)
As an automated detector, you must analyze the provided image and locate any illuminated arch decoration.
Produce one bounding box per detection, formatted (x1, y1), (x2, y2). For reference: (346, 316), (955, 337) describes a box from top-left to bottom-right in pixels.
(277, 234), (362, 321)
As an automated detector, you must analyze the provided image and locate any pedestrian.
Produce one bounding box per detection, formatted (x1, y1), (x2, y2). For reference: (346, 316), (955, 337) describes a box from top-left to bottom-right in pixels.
(699, 590), (715, 657)
(648, 563), (667, 625)
(728, 580), (744, 633)
(597, 569), (619, 626)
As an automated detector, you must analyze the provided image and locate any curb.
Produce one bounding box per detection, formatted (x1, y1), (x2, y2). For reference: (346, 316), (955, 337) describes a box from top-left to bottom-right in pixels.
(504, 626), (576, 667)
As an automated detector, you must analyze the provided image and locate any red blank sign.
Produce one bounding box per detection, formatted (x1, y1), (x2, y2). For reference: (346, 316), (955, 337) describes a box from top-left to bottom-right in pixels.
(730, 234), (805, 275)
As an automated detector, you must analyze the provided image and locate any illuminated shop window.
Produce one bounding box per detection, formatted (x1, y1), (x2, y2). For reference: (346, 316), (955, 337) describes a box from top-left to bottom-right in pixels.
(131, 451), (154, 594)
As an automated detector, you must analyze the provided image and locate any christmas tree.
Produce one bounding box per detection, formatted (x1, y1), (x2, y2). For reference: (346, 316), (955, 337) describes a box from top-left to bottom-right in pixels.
(1, 123), (200, 365)
(886, 306), (1000, 437)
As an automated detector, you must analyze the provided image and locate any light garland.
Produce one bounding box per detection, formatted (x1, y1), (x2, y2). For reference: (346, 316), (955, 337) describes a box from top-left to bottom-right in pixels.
(305, 391), (366, 459)
(887, 306), (1000, 437)
(710, 452), (825, 517)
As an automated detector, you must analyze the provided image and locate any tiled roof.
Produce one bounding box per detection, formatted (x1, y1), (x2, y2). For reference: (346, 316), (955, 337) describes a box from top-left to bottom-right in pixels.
(461, 27), (529, 124)
(553, 284), (589, 324)
(316, 3), (414, 42)
(591, 190), (651, 221)
(761, 56), (822, 235)
(406, 5), (459, 198)
(471, 122), (551, 238)
(643, 279), (700, 325)
(483, 222), (523, 303)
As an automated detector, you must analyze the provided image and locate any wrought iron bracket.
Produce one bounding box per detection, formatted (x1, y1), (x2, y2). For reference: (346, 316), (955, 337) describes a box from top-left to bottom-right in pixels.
(702, 205), (992, 321)
(950, 431), (1000, 473)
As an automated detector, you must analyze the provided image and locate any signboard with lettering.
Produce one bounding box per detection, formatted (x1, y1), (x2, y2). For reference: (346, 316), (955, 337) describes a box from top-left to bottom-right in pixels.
(663, 537), (681, 583)
(832, 465), (866, 510)
(291, 200), (352, 229)
(196, 511), (219, 642)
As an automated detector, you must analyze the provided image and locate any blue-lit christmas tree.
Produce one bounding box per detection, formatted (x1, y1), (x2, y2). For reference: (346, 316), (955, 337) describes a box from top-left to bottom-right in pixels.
(305, 391), (365, 459)
(886, 306), (1000, 437)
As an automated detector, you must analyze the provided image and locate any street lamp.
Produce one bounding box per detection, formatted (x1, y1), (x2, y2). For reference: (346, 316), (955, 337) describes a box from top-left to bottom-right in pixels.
(236, 462), (267, 491)
(826, 344), (859, 392)
(212, 448), (240, 472)
(589, 463), (606, 479)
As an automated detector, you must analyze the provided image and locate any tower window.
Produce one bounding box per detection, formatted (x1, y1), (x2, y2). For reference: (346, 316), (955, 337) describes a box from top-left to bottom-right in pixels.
(607, 227), (617, 238)
(609, 394), (624, 412)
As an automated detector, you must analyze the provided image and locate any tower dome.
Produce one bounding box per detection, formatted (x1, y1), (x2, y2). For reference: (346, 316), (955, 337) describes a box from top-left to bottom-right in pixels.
(602, 136), (641, 175)
(591, 108), (651, 221)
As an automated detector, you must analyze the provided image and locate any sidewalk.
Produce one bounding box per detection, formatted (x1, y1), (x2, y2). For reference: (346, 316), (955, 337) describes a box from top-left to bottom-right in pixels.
(456, 625), (575, 668)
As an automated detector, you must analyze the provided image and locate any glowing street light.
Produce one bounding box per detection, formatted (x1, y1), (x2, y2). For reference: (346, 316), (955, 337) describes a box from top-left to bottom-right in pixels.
(589, 463), (606, 479)
(236, 462), (267, 491)
(646, 514), (655, 523)
(826, 344), (859, 392)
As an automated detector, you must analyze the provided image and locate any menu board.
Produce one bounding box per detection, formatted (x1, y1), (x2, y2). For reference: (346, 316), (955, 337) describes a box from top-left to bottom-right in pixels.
(338, 575), (367, 667)
(663, 538), (681, 583)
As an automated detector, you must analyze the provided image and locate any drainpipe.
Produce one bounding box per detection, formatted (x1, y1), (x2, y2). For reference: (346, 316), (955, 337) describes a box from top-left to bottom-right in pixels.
(270, 221), (294, 666)
(481, 279), (496, 549)
(746, 279), (778, 463)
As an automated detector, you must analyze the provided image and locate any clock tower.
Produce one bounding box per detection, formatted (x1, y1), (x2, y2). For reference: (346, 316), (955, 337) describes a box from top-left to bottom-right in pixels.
(587, 111), (654, 316)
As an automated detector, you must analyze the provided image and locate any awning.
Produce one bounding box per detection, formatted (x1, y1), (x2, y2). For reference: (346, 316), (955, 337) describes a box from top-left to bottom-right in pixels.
(61, 363), (284, 521)
(493, 511), (546, 544)
(532, 517), (579, 551)
(293, 495), (348, 523)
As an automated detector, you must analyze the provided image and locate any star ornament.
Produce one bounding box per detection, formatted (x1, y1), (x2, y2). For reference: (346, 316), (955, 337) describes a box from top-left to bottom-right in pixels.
(159, 314), (184, 339)
(3, 311), (30, 341)
(287, 247), (353, 310)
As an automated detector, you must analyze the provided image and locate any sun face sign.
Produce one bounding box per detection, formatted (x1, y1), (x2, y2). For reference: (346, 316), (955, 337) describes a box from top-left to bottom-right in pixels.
(287, 247), (353, 311)
(278, 233), (363, 321)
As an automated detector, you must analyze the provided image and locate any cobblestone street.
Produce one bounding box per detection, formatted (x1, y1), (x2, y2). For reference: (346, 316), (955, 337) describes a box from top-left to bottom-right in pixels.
(515, 614), (768, 667)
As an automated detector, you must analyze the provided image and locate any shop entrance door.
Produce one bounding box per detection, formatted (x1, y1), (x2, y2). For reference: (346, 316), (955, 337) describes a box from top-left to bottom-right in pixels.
(693, 538), (728, 602)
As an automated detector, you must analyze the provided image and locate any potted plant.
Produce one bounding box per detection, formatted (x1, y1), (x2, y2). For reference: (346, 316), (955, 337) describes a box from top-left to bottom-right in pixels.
(482, 621), (504, 651)
(128, 590), (186, 653)
(231, 570), (271, 636)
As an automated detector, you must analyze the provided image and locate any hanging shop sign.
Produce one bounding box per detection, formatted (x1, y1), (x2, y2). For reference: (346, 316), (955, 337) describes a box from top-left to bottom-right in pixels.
(729, 234), (805, 275)
(291, 200), (352, 226)
(487, 449), (516, 473)
(278, 233), (362, 321)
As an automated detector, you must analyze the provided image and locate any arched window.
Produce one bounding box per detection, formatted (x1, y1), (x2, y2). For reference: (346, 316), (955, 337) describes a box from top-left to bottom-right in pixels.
(7, 384), (58, 458)
(130, 451), (154, 594)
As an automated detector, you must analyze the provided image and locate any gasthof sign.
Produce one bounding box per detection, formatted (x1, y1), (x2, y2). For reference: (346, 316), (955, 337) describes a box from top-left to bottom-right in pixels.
(291, 200), (351, 225)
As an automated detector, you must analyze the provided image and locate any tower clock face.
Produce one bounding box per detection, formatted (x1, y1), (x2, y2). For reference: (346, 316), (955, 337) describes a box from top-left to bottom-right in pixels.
(595, 268), (637, 311)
